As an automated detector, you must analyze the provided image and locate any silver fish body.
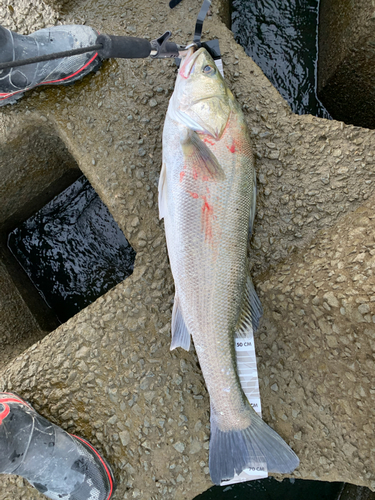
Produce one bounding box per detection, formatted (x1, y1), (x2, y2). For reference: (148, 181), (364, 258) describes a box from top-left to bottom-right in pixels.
(159, 47), (299, 484)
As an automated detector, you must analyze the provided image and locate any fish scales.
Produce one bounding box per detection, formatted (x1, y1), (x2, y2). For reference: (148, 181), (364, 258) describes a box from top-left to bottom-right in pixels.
(163, 110), (254, 431)
(159, 46), (299, 484)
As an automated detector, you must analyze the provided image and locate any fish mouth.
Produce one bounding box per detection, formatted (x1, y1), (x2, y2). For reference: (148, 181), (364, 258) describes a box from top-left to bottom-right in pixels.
(179, 47), (204, 79)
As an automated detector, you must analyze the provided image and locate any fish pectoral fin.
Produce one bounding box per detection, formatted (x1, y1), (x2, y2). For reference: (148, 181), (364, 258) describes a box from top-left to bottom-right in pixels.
(235, 271), (263, 338)
(170, 293), (191, 351)
(158, 161), (168, 220)
(181, 130), (225, 181)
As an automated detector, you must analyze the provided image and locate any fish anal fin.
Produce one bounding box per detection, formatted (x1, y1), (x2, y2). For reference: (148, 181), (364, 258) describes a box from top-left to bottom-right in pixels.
(170, 294), (191, 351)
(181, 130), (225, 182)
(235, 271), (263, 338)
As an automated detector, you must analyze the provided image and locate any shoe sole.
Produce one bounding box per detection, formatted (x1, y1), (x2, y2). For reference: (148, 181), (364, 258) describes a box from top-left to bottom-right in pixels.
(72, 434), (117, 500)
(0, 392), (116, 499)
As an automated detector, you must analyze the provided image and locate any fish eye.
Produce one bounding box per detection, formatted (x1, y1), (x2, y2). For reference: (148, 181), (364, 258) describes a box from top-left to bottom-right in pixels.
(203, 65), (215, 75)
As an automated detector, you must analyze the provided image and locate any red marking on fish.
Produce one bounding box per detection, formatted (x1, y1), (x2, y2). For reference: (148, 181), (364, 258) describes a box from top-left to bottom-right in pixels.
(201, 196), (214, 241)
(227, 139), (236, 153)
(180, 171), (186, 182)
(203, 137), (216, 146)
(202, 176), (210, 182)
(189, 191), (199, 199)
(193, 169), (199, 180)
(179, 56), (190, 79)
(178, 49), (198, 79)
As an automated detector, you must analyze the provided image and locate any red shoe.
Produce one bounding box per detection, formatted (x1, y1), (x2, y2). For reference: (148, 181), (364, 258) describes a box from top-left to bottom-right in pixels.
(0, 392), (116, 500)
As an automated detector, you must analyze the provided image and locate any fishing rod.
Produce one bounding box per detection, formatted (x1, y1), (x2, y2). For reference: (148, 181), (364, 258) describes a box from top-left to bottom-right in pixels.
(0, 31), (184, 71)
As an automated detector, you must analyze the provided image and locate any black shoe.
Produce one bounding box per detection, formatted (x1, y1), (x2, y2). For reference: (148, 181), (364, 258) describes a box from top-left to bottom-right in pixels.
(0, 392), (116, 500)
(0, 25), (102, 107)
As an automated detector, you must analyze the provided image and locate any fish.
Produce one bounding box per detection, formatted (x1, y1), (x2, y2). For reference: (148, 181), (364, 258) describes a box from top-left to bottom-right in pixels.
(159, 46), (299, 485)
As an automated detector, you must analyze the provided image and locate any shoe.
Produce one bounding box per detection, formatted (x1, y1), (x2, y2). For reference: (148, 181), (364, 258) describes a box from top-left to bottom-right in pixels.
(0, 392), (115, 500)
(0, 25), (103, 107)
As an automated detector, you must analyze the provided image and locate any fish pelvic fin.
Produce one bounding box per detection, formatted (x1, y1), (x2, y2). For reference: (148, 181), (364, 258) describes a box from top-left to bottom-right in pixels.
(209, 404), (299, 485)
(235, 271), (263, 338)
(158, 162), (168, 220)
(170, 293), (191, 351)
(181, 130), (225, 182)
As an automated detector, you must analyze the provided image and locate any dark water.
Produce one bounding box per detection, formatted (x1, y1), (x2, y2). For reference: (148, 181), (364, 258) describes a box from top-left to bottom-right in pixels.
(8, 176), (136, 323)
(196, 477), (343, 500)
(231, 0), (331, 118)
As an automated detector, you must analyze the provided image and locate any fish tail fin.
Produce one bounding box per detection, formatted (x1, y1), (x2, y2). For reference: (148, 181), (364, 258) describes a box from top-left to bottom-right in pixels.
(209, 405), (299, 485)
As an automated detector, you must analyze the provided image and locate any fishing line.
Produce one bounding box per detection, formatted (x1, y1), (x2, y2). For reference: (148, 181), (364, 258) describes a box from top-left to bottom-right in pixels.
(0, 44), (103, 71)
(172, 0), (222, 72)
(193, 0), (212, 44)
(169, 0), (212, 45)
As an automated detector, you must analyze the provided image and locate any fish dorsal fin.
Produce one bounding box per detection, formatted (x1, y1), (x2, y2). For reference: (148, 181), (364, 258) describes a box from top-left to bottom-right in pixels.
(170, 293), (191, 351)
(181, 130), (225, 181)
(235, 271), (263, 338)
(158, 162), (168, 220)
(249, 169), (257, 239)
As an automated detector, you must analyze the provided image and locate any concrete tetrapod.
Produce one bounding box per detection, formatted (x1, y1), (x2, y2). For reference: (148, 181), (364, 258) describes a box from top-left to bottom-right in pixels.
(0, 0), (375, 498)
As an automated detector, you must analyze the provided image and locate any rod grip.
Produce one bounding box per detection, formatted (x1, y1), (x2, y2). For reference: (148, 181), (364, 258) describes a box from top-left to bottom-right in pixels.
(96, 34), (151, 59)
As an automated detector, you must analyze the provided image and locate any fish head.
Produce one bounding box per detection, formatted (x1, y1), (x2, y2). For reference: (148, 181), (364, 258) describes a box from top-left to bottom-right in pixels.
(168, 47), (233, 140)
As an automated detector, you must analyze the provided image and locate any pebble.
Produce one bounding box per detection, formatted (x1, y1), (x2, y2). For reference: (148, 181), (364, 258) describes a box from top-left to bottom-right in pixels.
(75, 346), (89, 358)
(258, 173), (267, 184)
(131, 217), (140, 228)
(343, 443), (357, 457)
(173, 442), (185, 453)
(189, 440), (202, 454)
(119, 430), (130, 446)
(358, 304), (370, 315)
(323, 292), (339, 308)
